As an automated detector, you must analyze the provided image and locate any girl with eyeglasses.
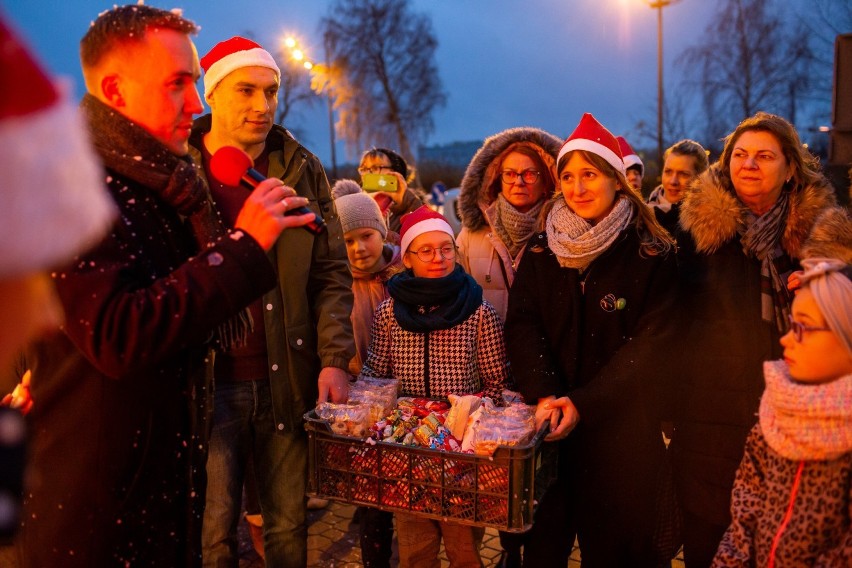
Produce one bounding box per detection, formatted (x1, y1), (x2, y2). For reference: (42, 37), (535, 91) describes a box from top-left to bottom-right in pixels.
(504, 114), (678, 566)
(712, 258), (852, 567)
(360, 206), (510, 567)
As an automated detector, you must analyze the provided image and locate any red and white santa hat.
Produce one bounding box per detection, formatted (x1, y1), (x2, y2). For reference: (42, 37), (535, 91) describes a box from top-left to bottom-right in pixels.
(616, 136), (644, 176)
(557, 113), (625, 177)
(0, 14), (114, 278)
(200, 36), (281, 102)
(399, 206), (455, 254)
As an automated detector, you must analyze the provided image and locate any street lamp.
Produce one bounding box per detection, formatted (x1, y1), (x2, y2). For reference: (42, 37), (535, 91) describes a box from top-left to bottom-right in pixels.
(647, 0), (680, 168)
(283, 35), (338, 179)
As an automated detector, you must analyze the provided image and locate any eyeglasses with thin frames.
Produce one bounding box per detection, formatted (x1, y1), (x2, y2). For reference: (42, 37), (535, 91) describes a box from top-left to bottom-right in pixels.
(358, 165), (392, 175)
(786, 314), (831, 343)
(501, 169), (540, 185)
(407, 245), (456, 263)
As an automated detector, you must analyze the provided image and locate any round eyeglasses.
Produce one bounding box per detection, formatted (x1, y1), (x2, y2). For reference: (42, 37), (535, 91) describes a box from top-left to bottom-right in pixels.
(501, 169), (540, 185)
(786, 314), (831, 343)
(407, 245), (456, 263)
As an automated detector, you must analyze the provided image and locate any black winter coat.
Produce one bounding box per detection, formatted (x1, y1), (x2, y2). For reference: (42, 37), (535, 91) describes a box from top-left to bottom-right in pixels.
(505, 222), (678, 555)
(19, 156), (276, 566)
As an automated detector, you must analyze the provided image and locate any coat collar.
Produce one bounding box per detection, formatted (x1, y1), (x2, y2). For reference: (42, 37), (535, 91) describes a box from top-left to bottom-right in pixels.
(679, 163), (838, 256)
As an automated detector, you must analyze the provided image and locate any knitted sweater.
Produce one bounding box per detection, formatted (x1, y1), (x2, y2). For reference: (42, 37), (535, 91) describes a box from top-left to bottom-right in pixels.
(360, 299), (509, 401)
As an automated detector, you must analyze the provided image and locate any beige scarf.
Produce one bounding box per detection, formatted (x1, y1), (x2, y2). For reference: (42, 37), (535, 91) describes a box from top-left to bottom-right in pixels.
(545, 196), (633, 270)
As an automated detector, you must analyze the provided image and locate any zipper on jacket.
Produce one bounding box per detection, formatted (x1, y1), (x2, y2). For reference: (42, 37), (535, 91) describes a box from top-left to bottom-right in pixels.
(423, 332), (431, 398)
(767, 460), (805, 568)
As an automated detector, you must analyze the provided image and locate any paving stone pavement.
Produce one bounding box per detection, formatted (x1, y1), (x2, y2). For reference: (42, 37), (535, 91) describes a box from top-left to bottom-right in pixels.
(238, 499), (685, 567)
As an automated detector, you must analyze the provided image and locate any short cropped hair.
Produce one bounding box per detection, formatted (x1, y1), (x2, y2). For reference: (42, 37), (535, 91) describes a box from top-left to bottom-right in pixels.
(664, 139), (709, 174)
(80, 4), (198, 71)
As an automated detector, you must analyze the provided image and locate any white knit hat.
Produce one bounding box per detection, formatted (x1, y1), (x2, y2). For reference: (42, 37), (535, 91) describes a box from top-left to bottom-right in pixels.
(557, 113), (626, 176)
(331, 179), (387, 238)
(0, 15), (114, 277)
(200, 36), (281, 102)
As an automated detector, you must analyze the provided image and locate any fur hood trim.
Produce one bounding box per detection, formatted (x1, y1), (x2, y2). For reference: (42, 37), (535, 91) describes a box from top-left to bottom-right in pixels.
(459, 127), (562, 232)
(800, 207), (852, 263)
(680, 163), (839, 257)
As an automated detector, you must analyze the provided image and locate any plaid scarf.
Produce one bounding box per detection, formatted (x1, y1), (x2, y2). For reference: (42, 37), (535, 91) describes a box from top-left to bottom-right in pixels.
(545, 196), (633, 270)
(82, 95), (252, 351)
(738, 190), (793, 333)
(493, 194), (544, 258)
(760, 360), (852, 460)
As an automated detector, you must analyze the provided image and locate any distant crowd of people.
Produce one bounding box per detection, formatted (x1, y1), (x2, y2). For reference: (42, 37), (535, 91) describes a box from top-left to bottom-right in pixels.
(1, 4), (851, 568)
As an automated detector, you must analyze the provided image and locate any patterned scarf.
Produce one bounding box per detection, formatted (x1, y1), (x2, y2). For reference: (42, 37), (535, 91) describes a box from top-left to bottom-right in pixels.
(387, 264), (483, 332)
(82, 94), (252, 351)
(545, 196), (633, 270)
(646, 185), (673, 213)
(760, 360), (852, 461)
(493, 195), (545, 257)
(738, 190), (793, 333)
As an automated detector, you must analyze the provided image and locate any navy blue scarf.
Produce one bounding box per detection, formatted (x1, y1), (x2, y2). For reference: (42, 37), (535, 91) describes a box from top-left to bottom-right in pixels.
(387, 264), (483, 332)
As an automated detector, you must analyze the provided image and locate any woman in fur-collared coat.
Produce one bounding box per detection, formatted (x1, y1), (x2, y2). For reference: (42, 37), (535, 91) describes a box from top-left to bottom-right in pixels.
(669, 111), (852, 568)
(457, 127), (561, 320)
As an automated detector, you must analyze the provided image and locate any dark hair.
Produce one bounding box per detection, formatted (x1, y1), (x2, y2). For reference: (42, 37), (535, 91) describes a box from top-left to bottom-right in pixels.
(361, 147), (409, 180)
(546, 150), (673, 256)
(664, 139), (709, 174)
(719, 112), (822, 190)
(80, 5), (198, 71)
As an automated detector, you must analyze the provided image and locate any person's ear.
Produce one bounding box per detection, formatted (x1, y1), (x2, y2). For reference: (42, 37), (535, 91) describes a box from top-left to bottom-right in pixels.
(100, 75), (124, 107)
(402, 253), (413, 270)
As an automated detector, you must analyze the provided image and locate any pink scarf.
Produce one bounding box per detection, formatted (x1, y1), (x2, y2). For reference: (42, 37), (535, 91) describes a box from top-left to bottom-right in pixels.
(759, 360), (852, 460)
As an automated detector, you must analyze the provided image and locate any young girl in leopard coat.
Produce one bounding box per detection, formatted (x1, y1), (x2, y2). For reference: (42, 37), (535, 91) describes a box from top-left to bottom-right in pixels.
(360, 206), (510, 567)
(712, 258), (852, 567)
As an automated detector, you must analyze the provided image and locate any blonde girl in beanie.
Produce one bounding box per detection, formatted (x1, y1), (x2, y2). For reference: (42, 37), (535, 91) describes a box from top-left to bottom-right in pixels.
(713, 258), (852, 567)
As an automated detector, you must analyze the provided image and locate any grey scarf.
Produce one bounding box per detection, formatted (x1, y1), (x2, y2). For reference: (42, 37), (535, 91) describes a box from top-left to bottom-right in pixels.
(82, 94), (252, 351)
(545, 196), (633, 270)
(493, 194), (544, 257)
(738, 189), (792, 333)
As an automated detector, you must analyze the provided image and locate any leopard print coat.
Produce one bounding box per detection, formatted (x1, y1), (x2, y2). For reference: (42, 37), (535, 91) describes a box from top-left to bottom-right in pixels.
(360, 299), (509, 401)
(712, 425), (852, 567)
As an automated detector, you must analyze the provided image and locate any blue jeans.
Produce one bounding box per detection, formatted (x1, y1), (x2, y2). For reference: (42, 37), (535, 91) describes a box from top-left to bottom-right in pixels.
(201, 380), (307, 568)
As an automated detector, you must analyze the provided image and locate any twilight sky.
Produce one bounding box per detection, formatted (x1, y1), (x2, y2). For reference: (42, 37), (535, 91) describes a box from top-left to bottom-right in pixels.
(2, 0), (787, 164)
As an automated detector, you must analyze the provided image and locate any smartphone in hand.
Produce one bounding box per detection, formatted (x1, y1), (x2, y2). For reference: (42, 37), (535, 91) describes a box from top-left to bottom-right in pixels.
(362, 173), (398, 193)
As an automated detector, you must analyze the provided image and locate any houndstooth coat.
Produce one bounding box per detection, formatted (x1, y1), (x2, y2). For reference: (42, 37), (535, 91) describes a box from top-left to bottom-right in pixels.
(360, 298), (509, 401)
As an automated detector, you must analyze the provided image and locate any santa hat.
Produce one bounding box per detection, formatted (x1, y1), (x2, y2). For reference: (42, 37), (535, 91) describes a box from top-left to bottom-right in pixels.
(331, 179), (387, 238)
(200, 36), (280, 101)
(399, 206), (454, 254)
(616, 136), (644, 176)
(0, 14), (114, 278)
(557, 113), (625, 176)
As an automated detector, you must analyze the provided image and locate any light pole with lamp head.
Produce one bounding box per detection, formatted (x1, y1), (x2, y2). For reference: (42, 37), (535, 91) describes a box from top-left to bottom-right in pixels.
(647, 0), (680, 168)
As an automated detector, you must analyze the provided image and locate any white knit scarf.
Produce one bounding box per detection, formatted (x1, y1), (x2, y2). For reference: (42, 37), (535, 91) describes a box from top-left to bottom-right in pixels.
(545, 196), (633, 270)
(760, 360), (852, 461)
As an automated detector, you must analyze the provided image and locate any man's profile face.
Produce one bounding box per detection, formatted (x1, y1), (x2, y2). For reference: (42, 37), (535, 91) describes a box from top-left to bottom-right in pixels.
(117, 28), (203, 155)
(208, 66), (278, 156)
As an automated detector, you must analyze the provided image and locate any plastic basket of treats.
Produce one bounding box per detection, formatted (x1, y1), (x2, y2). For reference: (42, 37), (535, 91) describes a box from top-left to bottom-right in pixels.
(304, 382), (556, 532)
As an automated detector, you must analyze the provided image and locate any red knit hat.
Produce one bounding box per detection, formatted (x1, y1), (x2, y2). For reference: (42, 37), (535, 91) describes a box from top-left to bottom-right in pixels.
(399, 206), (454, 253)
(200, 36), (280, 101)
(557, 113), (625, 176)
(0, 14), (114, 277)
(617, 136), (643, 176)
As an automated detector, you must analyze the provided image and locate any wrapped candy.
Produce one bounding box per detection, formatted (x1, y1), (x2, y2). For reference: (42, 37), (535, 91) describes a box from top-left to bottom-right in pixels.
(316, 401), (371, 438)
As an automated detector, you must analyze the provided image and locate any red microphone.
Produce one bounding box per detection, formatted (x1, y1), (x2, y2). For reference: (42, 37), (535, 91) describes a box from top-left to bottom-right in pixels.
(209, 146), (325, 235)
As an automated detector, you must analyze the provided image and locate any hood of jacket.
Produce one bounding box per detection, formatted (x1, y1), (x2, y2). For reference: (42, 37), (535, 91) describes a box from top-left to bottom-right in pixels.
(459, 127), (562, 232)
(679, 163), (843, 258)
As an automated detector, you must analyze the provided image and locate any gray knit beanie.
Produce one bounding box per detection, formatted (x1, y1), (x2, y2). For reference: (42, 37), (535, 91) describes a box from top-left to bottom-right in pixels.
(331, 179), (388, 238)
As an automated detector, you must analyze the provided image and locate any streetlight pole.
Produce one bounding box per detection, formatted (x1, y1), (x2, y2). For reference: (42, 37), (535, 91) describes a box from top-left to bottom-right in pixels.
(647, 0), (678, 169)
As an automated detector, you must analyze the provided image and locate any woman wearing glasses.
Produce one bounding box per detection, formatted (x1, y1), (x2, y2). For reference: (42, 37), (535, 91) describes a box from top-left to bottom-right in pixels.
(670, 112), (852, 568)
(457, 127), (561, 321)
(360, 206), (510, 567)
(504, 114), (678, 566)
(358, 147), (423, 234)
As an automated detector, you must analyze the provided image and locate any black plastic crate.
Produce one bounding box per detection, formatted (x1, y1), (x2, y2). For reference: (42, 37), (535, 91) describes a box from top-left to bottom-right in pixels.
(304, 410), (555, 532)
